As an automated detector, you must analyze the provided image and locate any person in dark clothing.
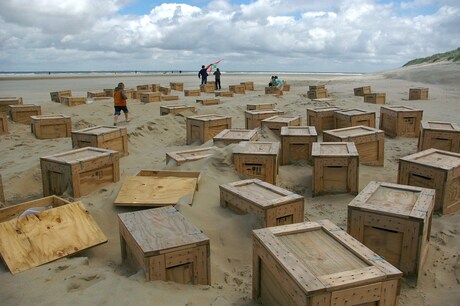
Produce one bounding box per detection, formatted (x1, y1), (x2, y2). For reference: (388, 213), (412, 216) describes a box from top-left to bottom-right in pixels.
(198, 64), (211, 84)
(213, 68), (222, 90)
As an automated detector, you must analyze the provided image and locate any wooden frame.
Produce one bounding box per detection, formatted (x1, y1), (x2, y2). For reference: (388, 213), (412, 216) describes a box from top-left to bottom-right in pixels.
(280, 126), (318, 165)
(379, 105), (423, 137)
(417, 121), (460, 153)
(71, 125), (128, 156)
(213, 129), (258, 146)
(30, 115), (72, 139)
(186, 114), (232, 145)
(409, 87), (429, 100)
(244, 109), (285, 129)
(261, 115), (301, 136)
(354, 86), (371, 96)
(166, 147), (216, 166)
(364, 93), (386, 104)
(8, 104), (41, 124)
(306, 106), (341, 133)
(160, 104), (195, 116)
(334, 108), (376, 129)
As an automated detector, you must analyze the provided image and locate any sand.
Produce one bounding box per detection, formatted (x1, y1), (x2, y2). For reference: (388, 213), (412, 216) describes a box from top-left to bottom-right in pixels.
(0, 62), (459, 305)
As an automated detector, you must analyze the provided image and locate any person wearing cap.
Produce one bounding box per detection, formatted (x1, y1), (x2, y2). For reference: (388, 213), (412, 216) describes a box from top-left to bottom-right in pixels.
(113, 82), (129, 126)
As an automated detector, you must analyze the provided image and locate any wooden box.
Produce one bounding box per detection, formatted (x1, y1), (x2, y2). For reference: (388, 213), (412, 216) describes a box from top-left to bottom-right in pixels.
(354, 86), (372, 96)
(160, 104), (195, 116)
(247, 103), (275, 111)
(417, 121), (460, 153)
(30, 114), (72, 139)
(136, 85), (150, 91)
(132, 90), (150, 100)
(409, 87), (429, 100)
(220, 179), (304, 227)
(196, 98), (220, 105)
(307, 89), (327, 99)
(261, 115), (301, 136)
(265, 87), (283, 95)
(159, 86), (171, 95)
(170, 82), (184, 91)
(0, 97), (23, 113)
(379, 105), (423, 137)
(364, 93), (386, 104)
(184, 89), (201, 97)
(233, 141), (280, 185)
(160, 95), (179, 101)
(139, 92), (161, 103)
(229, 85), (245, 94)
(8, 104), (41, 124)
(103, 88), (114, 97)
(200, 84), (214, 93)
(306, 106), (341, 132)
(244, 109), (285, 129)
(312, 142), (359, 196)
(50, 90), (71, 103)
(252, 220), (402, 306)
(166, 147), (215, 166)
(0, 112), (8, 134)
(150, 84), (160, 92)
(348, 181), (435, 281)
(398, 148), (460, 214)
(71, 125), (128, 156)
(60, 96), (86, 107)
(124, 88), (134, 99)
(215, 91), (233, 97)
(280, 126), (318, 165)
(334, 108), (376, 129)
(87, 91), (106, 98)
(40, 147), (120, 198)
(240, 82), (254, 91)
(118, 206), (210, 284)
(213, 129), (258, 146)
(309, 85), (325, 91)
(323, 126), (385, 166)
(186, 114), (232, 145)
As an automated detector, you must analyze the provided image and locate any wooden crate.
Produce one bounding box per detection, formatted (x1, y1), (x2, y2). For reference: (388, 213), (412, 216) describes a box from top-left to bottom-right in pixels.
(50, 90), (71, 103)
(398, 148), (460, 214)
(379, 105), (423, 137)
(252, 220), (402, 306)
(233, 141), (280, 185)
(347, 181), (435, 281)
(132, 90), (150, 100)
(136, 84), (150, 91)
(124, 88), (134, 99)
(364, 93), (386, 104)
(186, 114), (232, 145)
(196, 98), (220, 105)
(103, 88), (114, 97)
(215, 91), (233, 97)
(0, 97), (23, 113)
(417, 121), (460, 153)
(261, 115), (301, 136)
(159, 86), (171, 95)
(312, 142), (359, 196)
(354, 86), (372, 96)
(306, 106), (341, 132)
(283, 84), (291, 91)
(229, 85), (245, 94)
(240, 82), (254, 91)
(323, 125), (385, 166)
(160, 104), (195, 116)
(150, 84), (160, 92)
(213, 129), (258, 146)
(30, 114), (72, 139)
(139, 92), (161, 103)
(8, 104), (41, 124)
(170, 82), (184, 91)
(244, 109), (285, 129)
(160, 95), (179, 101)
(166, 147), (215, 166)
(200, 84), (215, 93)
(220, 179), (304, 227)
(60, 96), (86, 107)
(409, 87), (429, 100)
(184, 89), (201, 97)
(265, 87), (283, 95)
(87, 91), (106, 98)
(247, 103), (276, 111)
(334, 108), (376, 129)
(307, 89), (327, 99)
(0, 112), (8, 134)
(71, 125), (128, 156)
(40, 147), (120, 198)
(280, 126), (318, 165)
(118, 206), (210, 284)
(309, 85), (325, 91)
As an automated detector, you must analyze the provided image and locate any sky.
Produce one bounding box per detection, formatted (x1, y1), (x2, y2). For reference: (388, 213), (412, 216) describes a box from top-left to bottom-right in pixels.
(0, 0), (459, 73)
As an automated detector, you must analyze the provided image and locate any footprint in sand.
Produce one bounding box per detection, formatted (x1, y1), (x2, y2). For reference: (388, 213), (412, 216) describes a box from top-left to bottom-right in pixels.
(66, 274), (104, 292)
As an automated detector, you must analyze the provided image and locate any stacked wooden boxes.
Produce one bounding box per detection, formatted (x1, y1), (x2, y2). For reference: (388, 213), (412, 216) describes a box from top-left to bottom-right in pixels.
(247, 103), (275, 111)
(196, 98), (220, 105)
(50, 90), (71, 103)
(354, 86), (371, 96)
(186, 114), (232, 145)
(30, 115), (72, 139)
(312, 142), (359, 196)
(60, 96), (86, 107)
(200, 84), (214, 93)
(398, 148), (460, 214)
(166, 147), (216, 166)
(159, 86), (171, 95)
(215, 91), (233, 97)
(0, 97), (23, 113)
(307, 85), (328, 99)
(8, 104), (41, 124)
(323, 126), (385, 166)
(0, 112), (8, 134)
(160, 105), (195, 116)
(334, 108), (376, 129)
(306, 106), (341, 133)
(213, 129), (258, 146)
(252, 220), (402, 306)
(184, 89), (201, 97)
(409, 87), (429, 100)
(40, 147), (120, 198)
(364, 93), (386, 104)
(139, 92), (161, 103)
(280, 126), (318, 165)
(170, 82), (184, 91)
(240, 82), (254, 91)
(379, 105), (423, 137)
(118, 206), (210, 284)
(417, 121), (460, 153)
(233, 141), (280, 184)
(71, 125), (128, 157)
(347, 181), (435, 281)
(219, 179), (304, 227)
(229, 85), (245, 94)
(261, 115), (301, 136)
(245, 109), (285, 129)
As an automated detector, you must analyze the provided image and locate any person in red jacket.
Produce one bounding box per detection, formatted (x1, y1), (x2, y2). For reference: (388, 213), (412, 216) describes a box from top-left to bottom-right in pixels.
(113, 82), (129, 126)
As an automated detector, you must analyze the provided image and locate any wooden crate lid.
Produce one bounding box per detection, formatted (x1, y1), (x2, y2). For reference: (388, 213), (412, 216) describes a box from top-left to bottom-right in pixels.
(8, 104), (40, 109)
(381, 105), (421, 112)
(312, 142), (359, 157)
(187, 114), (230, 121)
(253, 220), (402, 294)
(335, 108), (375, 116)
(161, 104), (191, 109)
(307, 106), (341, 113)
(348, 181), (435, 220)
(0, 201), (107, 274)
(0, 97), (22, 102)
(166, 147), (215, 165)
(40, 147), (118, 164)
(280, 126), (317, 136)
(421, 121), (460, 131)
(323, 125), (383, 139)
(118, 206), (209, 256)
(261, 115), (300, 123)
(245, 109), (284, 115)
(213, 129), (258, 140)
(233, 141), (280, 155)
(220, 179), (303, 208)
(30, 114), (70, 120)
(400, 148), (460, 171)
(72, 125), (126, 135)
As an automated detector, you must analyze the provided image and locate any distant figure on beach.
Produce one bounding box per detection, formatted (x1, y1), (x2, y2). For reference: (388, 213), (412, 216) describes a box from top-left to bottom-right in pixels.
(213, 68), (222, 90)
(198, 64), (211, 85)
(271, 76), (284, 91)
(113, 82), (129, 126)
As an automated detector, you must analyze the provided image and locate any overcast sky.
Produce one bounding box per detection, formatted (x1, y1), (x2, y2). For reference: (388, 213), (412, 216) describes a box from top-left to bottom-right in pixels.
(0, 0), (459, 73)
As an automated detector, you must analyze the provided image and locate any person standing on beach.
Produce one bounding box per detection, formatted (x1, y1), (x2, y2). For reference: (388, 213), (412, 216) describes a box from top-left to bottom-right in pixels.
(113, 82), (129, 126)
(213, 68), (222, 90)
(198, 64), (211, 84)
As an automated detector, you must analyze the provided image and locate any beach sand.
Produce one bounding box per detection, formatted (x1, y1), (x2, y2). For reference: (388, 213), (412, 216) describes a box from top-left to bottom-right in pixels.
(0, 62), (459, 305)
